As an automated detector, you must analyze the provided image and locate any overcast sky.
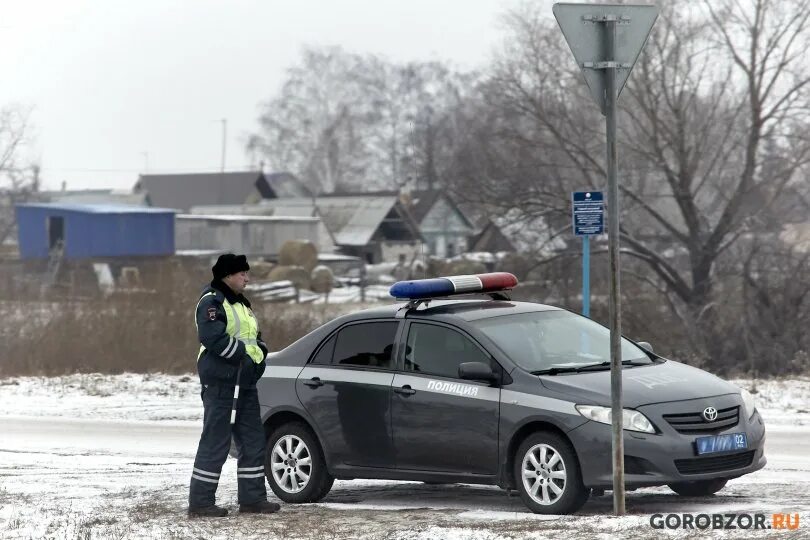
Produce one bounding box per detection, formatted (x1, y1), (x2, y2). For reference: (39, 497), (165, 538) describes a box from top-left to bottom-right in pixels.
(0, 0), (543, 191)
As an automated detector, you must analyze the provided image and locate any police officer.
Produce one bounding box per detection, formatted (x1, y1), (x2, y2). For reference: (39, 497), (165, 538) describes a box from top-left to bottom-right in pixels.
(188, 253), (281, 517)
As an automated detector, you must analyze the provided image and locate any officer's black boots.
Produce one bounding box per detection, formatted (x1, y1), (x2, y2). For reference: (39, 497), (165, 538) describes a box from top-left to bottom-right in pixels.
(188, 504), (228, 518)
(239, 500), (281, 514)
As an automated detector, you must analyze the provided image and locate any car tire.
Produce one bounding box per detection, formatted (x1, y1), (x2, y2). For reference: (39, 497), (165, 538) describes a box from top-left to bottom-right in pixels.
(265, 422), (334, 503)
(513, 431), (590, 514)
(668, 478), (728, 496)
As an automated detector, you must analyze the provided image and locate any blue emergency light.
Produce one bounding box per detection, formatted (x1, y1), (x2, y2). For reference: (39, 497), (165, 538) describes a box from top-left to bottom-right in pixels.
(389, 272), (518, 300)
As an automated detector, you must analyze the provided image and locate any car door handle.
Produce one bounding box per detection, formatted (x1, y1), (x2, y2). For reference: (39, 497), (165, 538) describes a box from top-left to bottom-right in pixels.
(302, 377), (323, 388)
(394, 385), (415, 396)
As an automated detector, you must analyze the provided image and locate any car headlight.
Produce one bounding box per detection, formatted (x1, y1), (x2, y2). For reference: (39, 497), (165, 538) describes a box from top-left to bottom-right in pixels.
(575, 404), (656, 433)
(740, 388), (757, 419)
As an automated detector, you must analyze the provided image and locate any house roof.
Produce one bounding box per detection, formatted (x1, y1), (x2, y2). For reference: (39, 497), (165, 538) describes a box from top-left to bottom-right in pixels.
(134, 171), (275, 211)
(265, 172), (313, 198)
(260, 196), (422, 246)
(322, 188), (475, 230)
(407, 190), (442, 223)
(255, 199), (320, 218)
(407, 189), (475, 230)
(318, 196), (400, 246)
(178, 213), (318, 223)
(38, 189), (149, 207)
(468, 219), (516, 252)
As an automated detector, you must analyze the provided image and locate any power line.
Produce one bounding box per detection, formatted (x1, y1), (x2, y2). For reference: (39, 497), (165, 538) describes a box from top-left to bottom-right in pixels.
(39, 166), (249, 173)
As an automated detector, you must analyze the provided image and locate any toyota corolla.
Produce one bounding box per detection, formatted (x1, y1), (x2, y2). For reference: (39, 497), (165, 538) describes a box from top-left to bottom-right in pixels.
(256, 273), (766, 514)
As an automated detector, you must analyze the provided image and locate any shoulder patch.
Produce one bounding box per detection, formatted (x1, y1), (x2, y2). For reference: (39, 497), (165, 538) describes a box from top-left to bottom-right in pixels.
(207, 306), (217, 321)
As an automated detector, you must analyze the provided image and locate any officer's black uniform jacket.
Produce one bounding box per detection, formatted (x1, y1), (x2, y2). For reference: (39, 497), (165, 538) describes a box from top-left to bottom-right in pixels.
(195, 279), (267, 388)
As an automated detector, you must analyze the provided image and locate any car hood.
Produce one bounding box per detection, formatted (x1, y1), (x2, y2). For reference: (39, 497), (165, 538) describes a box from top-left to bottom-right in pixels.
(538, 360), (740, 408)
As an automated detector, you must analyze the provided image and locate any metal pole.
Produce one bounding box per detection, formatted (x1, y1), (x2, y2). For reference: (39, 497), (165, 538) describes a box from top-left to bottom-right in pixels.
(605, 17), (625, 516)
(582, 236), (590, 317)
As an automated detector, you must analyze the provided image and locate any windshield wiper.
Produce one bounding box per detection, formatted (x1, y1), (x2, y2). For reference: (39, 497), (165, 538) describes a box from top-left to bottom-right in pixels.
(531, 363), (608, 375)
(532, 359), (650, 376)
(531, 366), (583, 375)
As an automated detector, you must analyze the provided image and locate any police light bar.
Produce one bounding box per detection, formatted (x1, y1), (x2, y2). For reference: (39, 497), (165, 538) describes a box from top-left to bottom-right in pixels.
(389, 272), (518, 300)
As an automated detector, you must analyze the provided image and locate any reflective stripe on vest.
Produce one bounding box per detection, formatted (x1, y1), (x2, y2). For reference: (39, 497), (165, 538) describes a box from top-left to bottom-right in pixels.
(197, 294), (264, 364)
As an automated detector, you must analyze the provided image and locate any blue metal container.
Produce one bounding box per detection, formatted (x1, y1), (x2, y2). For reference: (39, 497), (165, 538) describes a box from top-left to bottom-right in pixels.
(15, 203), (175, 260)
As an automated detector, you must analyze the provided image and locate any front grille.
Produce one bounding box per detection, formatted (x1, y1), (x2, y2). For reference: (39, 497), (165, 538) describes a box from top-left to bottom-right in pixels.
(674, 450), (755, 475)
(663, 405), (740, 434)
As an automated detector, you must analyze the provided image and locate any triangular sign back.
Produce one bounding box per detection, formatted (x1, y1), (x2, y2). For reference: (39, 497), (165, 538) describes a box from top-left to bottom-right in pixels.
(553, 3), (658, 115)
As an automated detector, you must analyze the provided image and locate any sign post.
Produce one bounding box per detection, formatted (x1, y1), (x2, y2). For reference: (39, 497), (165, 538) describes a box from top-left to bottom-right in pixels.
(554, 3), (658, 515)
(572, 191), (604, 317)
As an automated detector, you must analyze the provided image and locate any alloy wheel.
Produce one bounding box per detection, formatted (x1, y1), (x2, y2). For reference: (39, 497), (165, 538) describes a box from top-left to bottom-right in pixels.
(521, 443), (567, 506)
(270, 434), (312, 493)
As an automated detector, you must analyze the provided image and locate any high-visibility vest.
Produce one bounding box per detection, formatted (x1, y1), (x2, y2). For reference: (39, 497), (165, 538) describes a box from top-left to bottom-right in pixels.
(196, 293), (264, 364)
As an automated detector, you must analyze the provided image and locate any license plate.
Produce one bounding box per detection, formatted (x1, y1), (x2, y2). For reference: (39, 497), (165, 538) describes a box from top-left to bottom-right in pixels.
(695, 432), (748, 455)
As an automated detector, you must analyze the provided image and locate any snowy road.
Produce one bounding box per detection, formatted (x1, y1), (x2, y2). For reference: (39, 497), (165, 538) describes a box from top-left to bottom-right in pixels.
(1, 374), (808, 539)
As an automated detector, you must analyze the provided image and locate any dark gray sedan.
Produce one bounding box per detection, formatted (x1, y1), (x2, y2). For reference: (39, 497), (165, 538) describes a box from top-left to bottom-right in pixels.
(256, 299), (766, 514)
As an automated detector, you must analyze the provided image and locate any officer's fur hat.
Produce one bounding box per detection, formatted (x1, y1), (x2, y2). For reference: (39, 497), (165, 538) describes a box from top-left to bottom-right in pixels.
(212, 253), (250, 280)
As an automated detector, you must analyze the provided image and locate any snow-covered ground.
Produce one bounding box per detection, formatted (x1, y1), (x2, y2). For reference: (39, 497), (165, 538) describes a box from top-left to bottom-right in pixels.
(1, 374), (808, 539)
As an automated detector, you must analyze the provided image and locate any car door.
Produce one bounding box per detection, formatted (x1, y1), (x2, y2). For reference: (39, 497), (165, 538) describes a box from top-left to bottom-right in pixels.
(391, 321), (500, 475)
(296, 320), (399, 468)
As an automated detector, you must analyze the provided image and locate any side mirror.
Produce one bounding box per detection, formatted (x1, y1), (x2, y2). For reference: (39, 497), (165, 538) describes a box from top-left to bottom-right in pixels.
(637, 341), (654, 353)
(459, 361), (496, 382)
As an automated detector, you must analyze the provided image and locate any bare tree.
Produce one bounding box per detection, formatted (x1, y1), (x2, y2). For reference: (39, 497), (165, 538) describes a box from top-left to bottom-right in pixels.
(453, 0), (810, 363)
(740, 240), (810, 375)
(620, 0), (810, 357)
(247, 46), (470, 194)
(0, 105), (39, 245)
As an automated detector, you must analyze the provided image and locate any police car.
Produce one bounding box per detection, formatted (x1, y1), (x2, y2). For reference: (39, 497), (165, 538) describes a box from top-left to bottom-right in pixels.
(256, 273), (766, 514)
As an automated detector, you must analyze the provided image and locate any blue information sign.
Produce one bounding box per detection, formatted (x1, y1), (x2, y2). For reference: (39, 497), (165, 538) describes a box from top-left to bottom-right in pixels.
(572, 191), (604, 236)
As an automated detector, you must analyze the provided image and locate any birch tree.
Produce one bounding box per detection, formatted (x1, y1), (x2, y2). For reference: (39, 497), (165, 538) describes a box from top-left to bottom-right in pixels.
(0, 105), (39, 245)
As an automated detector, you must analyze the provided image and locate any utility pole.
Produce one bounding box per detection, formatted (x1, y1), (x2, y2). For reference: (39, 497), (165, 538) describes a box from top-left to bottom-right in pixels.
(220, 118), (227, 172)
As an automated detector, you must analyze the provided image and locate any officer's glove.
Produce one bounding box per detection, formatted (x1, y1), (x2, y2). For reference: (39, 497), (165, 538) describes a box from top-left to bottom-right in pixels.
(258, 340), (269, 358)
(254, 359), (266, 380)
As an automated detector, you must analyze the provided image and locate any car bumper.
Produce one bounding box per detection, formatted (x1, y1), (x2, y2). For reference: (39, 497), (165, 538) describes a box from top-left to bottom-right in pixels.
(568, 397), (766, 489)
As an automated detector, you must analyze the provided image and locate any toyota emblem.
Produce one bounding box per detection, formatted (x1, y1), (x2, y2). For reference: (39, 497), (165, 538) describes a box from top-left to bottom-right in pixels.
(702, 406), (718, 422)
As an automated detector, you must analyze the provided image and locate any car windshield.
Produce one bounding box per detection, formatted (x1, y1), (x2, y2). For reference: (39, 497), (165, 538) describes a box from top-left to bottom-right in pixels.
(471, 310), (651, 372)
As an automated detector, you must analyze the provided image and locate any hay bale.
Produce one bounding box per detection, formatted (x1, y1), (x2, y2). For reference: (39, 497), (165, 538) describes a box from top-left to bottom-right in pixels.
(279, 240), (318, 272)
(426, 257), (450, 278)
(267, 265), (311, 290)
(249, 260), (276, 280)
(310, 265), (334, 294)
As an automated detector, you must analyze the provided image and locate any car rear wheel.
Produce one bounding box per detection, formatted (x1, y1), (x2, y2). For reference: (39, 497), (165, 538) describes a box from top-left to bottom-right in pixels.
(265, 422), (334, 503)
(668, 478), (728, 496)
(514, 432), (589, 514)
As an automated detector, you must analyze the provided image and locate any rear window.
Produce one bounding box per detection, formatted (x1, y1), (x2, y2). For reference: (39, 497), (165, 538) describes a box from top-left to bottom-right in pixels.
(331, 321), (398, 369)
(310, 333), (336, 365)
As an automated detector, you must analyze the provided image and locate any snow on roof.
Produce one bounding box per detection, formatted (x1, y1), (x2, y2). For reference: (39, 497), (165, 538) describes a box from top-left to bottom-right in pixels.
(317, 253), (362, 262)
(177, 213), (319, 223)
(16, 202), (176, 214)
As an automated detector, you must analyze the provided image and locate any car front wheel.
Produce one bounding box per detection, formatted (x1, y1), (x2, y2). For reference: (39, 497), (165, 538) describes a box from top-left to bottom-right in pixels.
(514, 432), (590, 514)
(265, 422), (334, 503)
(668, 478), (728, 496)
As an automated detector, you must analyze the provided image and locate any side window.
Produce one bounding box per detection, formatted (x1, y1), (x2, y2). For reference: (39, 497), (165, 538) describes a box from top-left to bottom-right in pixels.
(310, 333), (337, 365)
(332, 322), (398, 369)
(405, 323), (492, 379)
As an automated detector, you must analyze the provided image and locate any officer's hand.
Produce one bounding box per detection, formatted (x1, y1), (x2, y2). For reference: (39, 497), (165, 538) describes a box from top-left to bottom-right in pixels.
(258, 340), (269, 358)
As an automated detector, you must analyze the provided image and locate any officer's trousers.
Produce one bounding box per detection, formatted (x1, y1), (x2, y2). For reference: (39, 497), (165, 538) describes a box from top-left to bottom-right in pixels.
(188, 384), (267, 508)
